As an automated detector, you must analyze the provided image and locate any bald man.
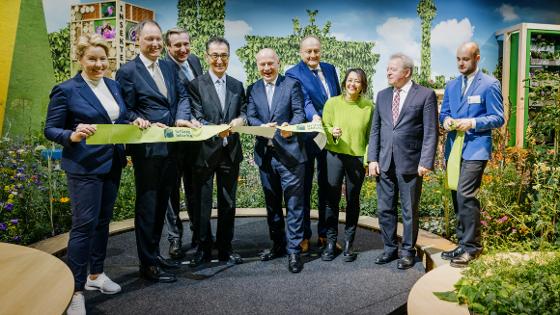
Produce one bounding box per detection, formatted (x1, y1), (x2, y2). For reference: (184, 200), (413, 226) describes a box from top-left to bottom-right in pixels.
(247, 48), (307, 273)
(439, 42), (504, 267)
(285, 36), (341, 252)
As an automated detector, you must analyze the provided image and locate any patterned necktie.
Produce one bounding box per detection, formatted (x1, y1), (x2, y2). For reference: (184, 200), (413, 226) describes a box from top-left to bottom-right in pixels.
(150, 62), (167, 98)
(392, 88), (401, 126)
(311, 69), (330, 98)
(266, 83), (274, 109)
(216, 79), (226, 110)
(461, 75), (468, 97)
(182, 63), (194, 82)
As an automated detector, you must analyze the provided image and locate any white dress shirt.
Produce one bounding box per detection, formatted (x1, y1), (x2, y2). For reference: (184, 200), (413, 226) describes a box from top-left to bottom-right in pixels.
(139, 53), (166, 86)
(81, 72), (120, 122)
(394, 79), (413, 113)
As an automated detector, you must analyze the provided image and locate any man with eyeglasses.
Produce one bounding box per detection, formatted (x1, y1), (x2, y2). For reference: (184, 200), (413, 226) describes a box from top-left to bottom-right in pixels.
(187, 37), (247, 267)
(286, 35), (341, 253)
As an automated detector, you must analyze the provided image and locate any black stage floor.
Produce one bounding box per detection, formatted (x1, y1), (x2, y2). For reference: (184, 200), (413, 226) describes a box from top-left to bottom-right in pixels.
(68, 217), (424, 315)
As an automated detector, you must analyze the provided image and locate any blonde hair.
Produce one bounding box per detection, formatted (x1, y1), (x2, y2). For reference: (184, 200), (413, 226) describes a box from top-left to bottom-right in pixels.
(75, 33), (109, 59)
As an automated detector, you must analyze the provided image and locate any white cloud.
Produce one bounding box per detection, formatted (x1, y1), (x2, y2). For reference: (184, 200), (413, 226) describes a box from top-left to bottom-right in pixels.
(372, 17), (421, 93)
(431, 18), (474, 54)
(497, 4), (519, 22)
(224, 20), (252, 84)
(43, 0), (79, 32)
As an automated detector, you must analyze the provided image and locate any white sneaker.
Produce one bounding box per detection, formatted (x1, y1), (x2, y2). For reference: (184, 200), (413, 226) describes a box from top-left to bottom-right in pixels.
(84, 273), (122, 294)
(66, 292), (86, 315)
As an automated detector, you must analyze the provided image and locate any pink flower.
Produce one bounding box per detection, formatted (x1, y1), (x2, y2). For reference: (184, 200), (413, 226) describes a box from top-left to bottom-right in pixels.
(497, 216), (508, 224)
(481, 220), (488, 227)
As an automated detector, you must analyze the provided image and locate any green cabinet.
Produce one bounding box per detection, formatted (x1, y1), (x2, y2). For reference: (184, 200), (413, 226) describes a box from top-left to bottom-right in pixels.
(496, 23), (560, 147)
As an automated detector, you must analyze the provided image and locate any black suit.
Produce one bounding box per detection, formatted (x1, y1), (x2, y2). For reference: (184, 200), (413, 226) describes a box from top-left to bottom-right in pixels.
(189, 72), (246, 254)
(116, 55), (191, 267)
(162, 54), (204, 248)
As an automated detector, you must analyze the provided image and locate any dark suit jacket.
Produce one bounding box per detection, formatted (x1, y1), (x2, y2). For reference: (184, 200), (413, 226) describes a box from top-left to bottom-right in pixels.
(116, 55), (191, 158)
(163, 54), (203, 86)
(368, 81), (438, 174)
(44, 73), (128, 175)
(285, 61), (341, 122)
(247, 75), (307, 168)
(189, 72), (246, 167)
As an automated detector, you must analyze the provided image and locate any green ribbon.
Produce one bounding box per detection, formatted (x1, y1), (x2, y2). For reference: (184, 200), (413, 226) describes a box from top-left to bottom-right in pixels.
(86, 122), (326, 148)
(447, 131), (465, 191)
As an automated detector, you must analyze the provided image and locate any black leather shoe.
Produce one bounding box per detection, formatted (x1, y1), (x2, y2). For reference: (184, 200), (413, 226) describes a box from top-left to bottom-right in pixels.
(321, 241), (336, 261)
(218, 251), (243, 265)
(374, 252), (399, 264)
(139, 265), (177, 283)
(288, 253), (303, 273)
(157, 255), (181, 270)
(318, 237), (328, 250)
(189, 249), (211, 267)
(260, 245), (287, 261)
(169, 240), (185, 260)
(397, 256), (416, 270)
(450, 251), (478, 268)
(441, 246), (465, 261)
(342, 240), (357, 262)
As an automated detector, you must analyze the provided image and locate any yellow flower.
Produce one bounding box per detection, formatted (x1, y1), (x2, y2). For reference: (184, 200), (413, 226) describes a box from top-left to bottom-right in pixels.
(59, 197), (70, 203)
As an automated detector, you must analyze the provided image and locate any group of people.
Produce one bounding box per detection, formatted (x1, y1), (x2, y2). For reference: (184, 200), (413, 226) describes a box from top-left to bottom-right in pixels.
(44, 18), (504, 315)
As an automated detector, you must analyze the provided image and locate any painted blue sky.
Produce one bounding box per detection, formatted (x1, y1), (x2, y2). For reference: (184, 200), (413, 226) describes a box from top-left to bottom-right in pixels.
(43, 0), (560, 94)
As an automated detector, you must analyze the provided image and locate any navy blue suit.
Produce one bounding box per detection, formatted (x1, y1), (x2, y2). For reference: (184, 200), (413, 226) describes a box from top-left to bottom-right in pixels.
(116, 55), (191, 267)
(368, 81), (438, 257)
(44, 73), (128, 291)
(247, 75), (307, 253)
(285, 61), (341, 240)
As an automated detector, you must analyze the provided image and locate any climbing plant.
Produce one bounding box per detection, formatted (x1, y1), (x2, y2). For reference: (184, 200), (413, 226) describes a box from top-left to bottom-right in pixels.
(177, 0), (225, 70)
(48, 25), (71, 83)
(236, 10), (379, 95)
(417, 0), (436, 85)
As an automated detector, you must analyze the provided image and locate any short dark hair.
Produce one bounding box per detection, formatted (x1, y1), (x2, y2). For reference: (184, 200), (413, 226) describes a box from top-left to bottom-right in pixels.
(342, 68), (368, 95)
(165, 27), (189, 46)
(205, 37), (230, 53)
(136, 19), (162, 37)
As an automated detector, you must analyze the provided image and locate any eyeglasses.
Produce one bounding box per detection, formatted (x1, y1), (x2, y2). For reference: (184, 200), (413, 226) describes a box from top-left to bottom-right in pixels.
(208, 53), (230, 61)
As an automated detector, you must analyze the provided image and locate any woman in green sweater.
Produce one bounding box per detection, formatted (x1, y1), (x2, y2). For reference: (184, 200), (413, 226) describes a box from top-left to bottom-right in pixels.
(321, 68), (373, 262)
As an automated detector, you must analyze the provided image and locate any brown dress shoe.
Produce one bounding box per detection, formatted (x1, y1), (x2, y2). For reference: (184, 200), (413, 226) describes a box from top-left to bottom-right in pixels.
(300, 239), (310, 254)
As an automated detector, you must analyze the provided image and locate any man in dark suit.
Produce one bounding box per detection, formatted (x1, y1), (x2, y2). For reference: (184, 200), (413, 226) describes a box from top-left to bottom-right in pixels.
(116, 20), (192, 282)
(439, 42), (504, 267)
(247, 48), (307, 273)
(368, 53), (438, 270)
(285, 35), (341, 252)
(187, 37), (246, 267)
(161, 27), (204, 260)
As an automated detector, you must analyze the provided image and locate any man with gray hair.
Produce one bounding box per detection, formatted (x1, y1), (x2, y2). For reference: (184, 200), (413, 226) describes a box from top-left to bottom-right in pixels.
(367, 53), (438, 270)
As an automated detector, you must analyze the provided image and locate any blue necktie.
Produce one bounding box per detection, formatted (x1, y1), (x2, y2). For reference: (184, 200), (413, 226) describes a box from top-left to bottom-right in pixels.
(461, 75), (468, 97)
(311, 69), (327, 98)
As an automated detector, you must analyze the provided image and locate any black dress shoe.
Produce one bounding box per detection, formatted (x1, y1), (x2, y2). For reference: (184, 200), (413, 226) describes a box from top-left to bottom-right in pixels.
(321, 241), (336, 261)
(342, 240), (357, 262)
(157, 255), (181, 270)
(189, 249), (211, 267)
(397, 256), (416, 270)
(139, 265), (177, 283)
(450, 251), (478, 268)
(169, 240), (185, 260)
(374, 252), (399, 265)
(288, 253), (303, 273)
(441, 246), (465, 261)
(218, 251), (243, 265)
(260, 245), (287, 261)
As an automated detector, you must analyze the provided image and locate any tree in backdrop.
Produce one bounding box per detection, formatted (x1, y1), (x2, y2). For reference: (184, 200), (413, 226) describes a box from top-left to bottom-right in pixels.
(48, 25), (71, 83)
(177, 0), (225, 71)
(236, 10), (379, 95)
(416, 0), (437, 85)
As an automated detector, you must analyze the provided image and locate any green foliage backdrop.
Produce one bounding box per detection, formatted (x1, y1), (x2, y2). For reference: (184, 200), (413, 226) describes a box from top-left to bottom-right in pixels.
(48, 25), (71, 83)
(416, 0), (437, 84)
(236, 10), (379, 95)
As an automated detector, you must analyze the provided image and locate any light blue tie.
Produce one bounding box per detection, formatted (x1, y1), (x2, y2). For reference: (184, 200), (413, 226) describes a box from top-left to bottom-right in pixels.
(182, 63), (194, 82)
(266, 83), (274, 109)
(461, 75), (468, 97)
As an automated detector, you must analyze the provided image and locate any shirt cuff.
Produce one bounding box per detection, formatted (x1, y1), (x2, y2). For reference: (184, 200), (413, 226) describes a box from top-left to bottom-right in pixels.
(471, 118), (477, 130)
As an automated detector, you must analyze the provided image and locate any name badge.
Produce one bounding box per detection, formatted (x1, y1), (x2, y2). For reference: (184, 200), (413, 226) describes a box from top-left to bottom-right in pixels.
(468, 95), (481, 104)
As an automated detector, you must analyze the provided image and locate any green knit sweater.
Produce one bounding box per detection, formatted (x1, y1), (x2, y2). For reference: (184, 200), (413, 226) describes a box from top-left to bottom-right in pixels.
(322, 95), (373, 157)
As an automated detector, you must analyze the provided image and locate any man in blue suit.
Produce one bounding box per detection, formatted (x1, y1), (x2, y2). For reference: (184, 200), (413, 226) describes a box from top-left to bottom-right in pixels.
(368, 53), (438, 270)
(161, 27), (204, 260)
(116, 20), (192, 283)
(439, 42), (504, 267)
(285, 35), (341, 252)
(247, 48), (307, 273)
